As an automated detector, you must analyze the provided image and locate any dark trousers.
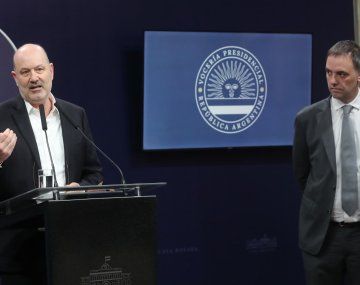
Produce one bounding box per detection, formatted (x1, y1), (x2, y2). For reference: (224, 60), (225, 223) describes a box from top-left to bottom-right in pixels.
(303, 222), (360, 285)
(0, 275), (35, 285)
(0, 229), (46, 285)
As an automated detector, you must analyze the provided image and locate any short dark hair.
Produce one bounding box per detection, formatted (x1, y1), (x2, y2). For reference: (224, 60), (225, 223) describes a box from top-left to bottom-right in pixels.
(327, 40), (360, 72)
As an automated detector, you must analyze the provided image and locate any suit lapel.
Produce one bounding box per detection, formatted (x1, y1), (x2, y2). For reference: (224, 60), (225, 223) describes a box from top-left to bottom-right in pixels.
(317, 98), (336, 173)
(10, 96), (41, 169)
(56, 101), (72, 184)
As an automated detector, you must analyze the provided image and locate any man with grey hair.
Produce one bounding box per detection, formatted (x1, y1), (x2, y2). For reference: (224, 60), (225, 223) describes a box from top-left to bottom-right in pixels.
(0, 44), (103, 284)
(293, 40), (360, 285)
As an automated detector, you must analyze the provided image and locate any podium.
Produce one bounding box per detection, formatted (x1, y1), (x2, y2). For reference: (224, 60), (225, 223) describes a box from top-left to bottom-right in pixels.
(0, 183), (165, 285)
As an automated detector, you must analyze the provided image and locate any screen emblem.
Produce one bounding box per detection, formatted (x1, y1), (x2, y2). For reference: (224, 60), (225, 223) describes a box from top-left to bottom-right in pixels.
(195, 46), (267, 134)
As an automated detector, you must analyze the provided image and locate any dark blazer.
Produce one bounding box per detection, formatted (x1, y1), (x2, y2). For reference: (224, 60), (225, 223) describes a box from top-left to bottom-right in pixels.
(0, 96), (103, 200)
(293, 97), (337, 255)
(0, 95), (102, 273)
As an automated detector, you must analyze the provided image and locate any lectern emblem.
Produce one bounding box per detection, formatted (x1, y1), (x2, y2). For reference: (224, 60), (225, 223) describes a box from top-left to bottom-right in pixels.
(195, 46), (267, 134)
(80, 256), (131, 285)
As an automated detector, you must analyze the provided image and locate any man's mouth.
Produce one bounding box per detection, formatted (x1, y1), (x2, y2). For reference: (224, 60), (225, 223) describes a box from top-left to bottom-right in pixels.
(331, 88), (342, 92)
(29, 85), (42, 90)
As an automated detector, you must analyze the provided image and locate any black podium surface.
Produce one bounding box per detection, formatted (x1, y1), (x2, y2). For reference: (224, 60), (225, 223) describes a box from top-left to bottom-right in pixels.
(0, 183), (165, 285)
(46, 196), (156, 285)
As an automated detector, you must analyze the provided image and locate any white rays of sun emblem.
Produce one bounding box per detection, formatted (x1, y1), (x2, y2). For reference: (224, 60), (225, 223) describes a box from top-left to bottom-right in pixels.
(206, 60), (256, 99)
(195, 46), (267, 134)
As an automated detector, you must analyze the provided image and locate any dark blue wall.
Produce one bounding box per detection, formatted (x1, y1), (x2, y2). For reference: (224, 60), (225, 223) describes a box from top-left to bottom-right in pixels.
(1, 0), (354, 284)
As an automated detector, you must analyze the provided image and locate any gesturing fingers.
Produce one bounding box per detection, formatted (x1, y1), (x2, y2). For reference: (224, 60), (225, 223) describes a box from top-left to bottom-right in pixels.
(0, 128), (11, 143)
(0, 129), (17, 162)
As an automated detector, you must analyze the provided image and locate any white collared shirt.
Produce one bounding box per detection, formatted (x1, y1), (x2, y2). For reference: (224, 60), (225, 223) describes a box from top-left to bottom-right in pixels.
(331, 90), (360, 222)
(25, 94), (66, 187)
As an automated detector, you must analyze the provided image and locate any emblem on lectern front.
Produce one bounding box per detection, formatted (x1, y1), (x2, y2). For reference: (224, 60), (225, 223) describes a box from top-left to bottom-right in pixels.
(80, 256), (131, 285)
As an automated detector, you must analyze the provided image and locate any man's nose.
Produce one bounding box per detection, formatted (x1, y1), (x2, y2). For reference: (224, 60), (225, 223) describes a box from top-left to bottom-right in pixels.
(29, 70), (38, 82)
(328, 74), (338, 85)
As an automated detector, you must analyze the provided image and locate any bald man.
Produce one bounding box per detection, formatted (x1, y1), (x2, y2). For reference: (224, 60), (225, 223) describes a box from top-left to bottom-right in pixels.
(0, 44), (103, 284)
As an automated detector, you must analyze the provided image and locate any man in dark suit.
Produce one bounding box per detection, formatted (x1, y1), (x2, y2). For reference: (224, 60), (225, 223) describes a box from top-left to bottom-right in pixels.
(0, 44), (102, 284)
(293, 40), (360, 285)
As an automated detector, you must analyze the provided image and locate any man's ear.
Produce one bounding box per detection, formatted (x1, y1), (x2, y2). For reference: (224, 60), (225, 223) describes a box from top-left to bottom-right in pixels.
(50, 63), (54, 80)
(11, 71), (18, 86)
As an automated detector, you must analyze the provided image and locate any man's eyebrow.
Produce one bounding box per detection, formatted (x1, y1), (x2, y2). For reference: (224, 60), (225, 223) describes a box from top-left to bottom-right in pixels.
(19, 65), (45, 71)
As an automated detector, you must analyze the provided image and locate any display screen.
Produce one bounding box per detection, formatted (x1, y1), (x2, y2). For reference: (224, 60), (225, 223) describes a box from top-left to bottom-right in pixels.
(143, 31), (312, 150)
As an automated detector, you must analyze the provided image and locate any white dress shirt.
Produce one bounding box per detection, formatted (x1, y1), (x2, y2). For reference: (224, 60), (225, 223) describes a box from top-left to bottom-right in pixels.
(331, 90), (360, 222)
(25, 94), (66, 187)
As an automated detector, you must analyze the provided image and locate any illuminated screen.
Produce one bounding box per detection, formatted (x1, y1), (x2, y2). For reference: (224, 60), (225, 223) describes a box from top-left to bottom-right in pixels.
(143, 31), (312, 150)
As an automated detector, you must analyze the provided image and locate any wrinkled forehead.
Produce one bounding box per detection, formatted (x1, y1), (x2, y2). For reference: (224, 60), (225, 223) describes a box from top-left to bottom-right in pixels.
(326, 54), (355, 70)
(326, 53), (352, 62)
(13, 47), (50, 70)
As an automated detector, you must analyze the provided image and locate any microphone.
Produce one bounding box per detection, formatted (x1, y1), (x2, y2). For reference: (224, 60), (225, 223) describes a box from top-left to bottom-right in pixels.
(55, 103), (126, 184)
(39, 104), (47, 131)
(39, 104), (58, 187)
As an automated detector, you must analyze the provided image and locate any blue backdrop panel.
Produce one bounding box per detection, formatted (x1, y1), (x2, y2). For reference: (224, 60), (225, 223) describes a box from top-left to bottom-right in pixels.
(144, 32), (311, 149)
(0, 0), (355, 284)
